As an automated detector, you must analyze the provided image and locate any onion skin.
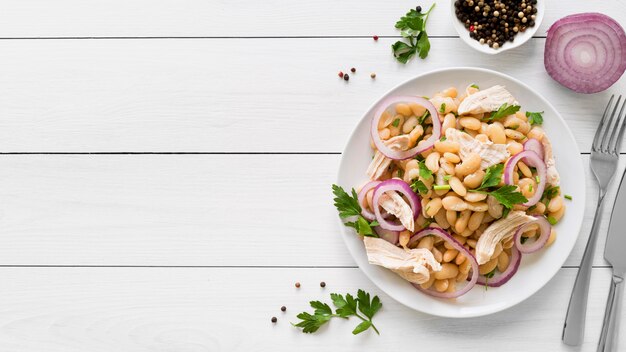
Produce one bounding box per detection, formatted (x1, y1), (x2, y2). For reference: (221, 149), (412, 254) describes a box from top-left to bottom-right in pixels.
(372, 179), (421, 231)
(545, 13), (626, 93)
(504, 150), (546, 207)
(408, 227), (479, 299)
(514, 215), (552, 254)
(374, 226), (399, 245)
(357, 181), (381, 221)
(522, 138), (544, 161)
(476, 246), (521, 287)
(371, 96), (440, 160)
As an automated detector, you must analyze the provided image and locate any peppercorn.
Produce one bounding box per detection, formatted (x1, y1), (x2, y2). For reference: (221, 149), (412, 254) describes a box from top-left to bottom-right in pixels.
(295, 282), (301, 288)
(416, 5), (422, 12)
(338, 71), (344, 78)
(350, 67), (356, 73)
(343, 74), (349, 81)
(373, 35), (379, 41)
(320, 281), (326, 288)
(281, 306), (287, 312)
(271, 317), (277, 323)
(370, 73), (376, 79)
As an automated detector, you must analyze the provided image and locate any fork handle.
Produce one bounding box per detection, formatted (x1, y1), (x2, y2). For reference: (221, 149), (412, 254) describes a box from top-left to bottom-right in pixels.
(562, 191), (607, 346)
(598, 274), (624, 352)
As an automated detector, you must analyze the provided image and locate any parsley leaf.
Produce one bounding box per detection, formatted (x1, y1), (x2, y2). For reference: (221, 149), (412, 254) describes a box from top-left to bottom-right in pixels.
(392, 118), (400, 127)
(470, 84), (479, 89)
(418, 160), (433, 180)
(418, 110), (431, 124)
(410, 179), (429, 195)
(439, 103), (446, 113)
(542, 185), (560, 200)
(392, 4), (435, 64)
(489, 185), (528, 209)
(488, 103), (521, 121)
(332, 184), (379, 237)
(526, 111), (544, 125)
(476, 164), (504, 190)
(294, 290), (382, 335)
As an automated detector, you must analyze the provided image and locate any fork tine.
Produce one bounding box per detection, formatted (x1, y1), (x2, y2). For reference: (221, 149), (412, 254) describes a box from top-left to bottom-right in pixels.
(609, 97), (626, 154)
(600, 95), (622, 152)
(593, 95), (615, 151)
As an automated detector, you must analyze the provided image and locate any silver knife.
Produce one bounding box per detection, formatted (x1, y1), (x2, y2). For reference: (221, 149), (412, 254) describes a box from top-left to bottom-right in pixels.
(598, 168), (626, 352)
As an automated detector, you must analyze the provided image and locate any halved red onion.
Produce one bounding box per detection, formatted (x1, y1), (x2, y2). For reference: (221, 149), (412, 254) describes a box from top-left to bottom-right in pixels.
(504, 150), (546, 207)
(408, 227), (479, 299)
(374, 226), (399, 245)
(545, 13), (626, 93)
(357, 181), (381, 221)
(523, 138), (544, 161)
(371, 96), (440, 160)
(514, 215), (552, 254)
(476, 246), (521, 287)
(372, 179), (421, 231)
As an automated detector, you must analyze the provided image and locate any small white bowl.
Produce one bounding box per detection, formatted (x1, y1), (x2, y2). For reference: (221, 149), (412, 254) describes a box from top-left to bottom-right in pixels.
(450, 0), (545, 54)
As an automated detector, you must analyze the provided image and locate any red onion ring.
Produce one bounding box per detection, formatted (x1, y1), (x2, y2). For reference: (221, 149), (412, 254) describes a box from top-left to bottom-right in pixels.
(371, 96), (440, 160)
(476, 246), (521, 287)
(374, 226), (399, 245)
(545, 13), (626, 93)
(357, 181), (381, 221)
(503, 150), (546, 207)
(522, 138), (544, 161)
(372, 179), (421, 231)
(407, 227), (479, 299)
(514, 215), (552, 254)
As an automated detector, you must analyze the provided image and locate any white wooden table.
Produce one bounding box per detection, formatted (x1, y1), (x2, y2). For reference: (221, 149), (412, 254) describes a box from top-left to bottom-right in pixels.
(0, 1), (625, 350)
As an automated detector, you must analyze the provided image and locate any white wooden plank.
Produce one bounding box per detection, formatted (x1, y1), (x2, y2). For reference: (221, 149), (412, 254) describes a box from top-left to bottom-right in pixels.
(0, 0), (623, 37)
(0, 267), (621, 351)
(0, 154), (616, 267)
(0, 38), (622, 153)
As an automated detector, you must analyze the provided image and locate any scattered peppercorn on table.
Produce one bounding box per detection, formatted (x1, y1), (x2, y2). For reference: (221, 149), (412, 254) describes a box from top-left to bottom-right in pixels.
(0, 1), (623, 351)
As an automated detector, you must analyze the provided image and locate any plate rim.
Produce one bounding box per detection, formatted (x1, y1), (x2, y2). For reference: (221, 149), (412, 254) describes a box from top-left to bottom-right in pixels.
(336, 66), (586, 318)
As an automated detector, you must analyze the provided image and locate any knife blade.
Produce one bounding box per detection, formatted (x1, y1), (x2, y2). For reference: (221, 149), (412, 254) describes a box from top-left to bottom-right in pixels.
(606, 169), (626, 275)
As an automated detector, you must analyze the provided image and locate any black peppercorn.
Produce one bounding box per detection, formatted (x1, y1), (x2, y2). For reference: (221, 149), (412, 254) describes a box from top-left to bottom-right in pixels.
(281, 306), (287, 312)
(295, 282), (301, 288)
(271, 317), (277, 323)
(350, 67), (356, 73)
(343, 74), (349, 81)
(320, 281), (326, 288)
(416, 5), (422, 12)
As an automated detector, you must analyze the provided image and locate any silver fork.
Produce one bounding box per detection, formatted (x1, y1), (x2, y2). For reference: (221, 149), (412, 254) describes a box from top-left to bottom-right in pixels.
(563, 95), (626, 346)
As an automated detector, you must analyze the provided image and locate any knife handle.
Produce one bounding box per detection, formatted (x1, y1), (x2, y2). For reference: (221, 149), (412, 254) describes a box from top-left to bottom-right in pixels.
(598, 274), (624, 352)
(563, 193), (607, 346)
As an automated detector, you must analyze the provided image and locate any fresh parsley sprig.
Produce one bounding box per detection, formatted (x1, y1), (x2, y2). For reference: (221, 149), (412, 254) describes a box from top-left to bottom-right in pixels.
(392, 4), (435, 64)
(526, 111), (544, 125)
(487, 103), (521, 121)
(470, 164), (528, 213)
(332, 184), (379, 237)
(293, 290), (382, 335)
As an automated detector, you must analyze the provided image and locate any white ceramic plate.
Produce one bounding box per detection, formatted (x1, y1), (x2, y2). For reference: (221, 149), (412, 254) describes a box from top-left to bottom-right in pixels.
(336, 67), (585, 318)
(450, 0), (545, 55)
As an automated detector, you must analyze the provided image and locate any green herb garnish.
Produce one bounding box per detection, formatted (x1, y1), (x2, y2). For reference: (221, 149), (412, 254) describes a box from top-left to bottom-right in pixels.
(411, 179), (429, 195)
(470, 84), (479, 89)
(293, 290), (382, 335)
(433, 184), (451, 191)
(440, 136), (447, 141)
(488, 185), (528, 209)
(564, 194), (572, 201)
(397, 169), (404, 179)
(542, 185), (560, 200)
(392, 4), (435, 63)
(535, 175), (540, 183)
(547, 216), (558, 225)
(520, 236), (529, 244)
(476, 164), (504, 190)
(392, 118), (400, 127)
(418, 160), (433, 180)
(443, 175), (452, 181)
(526, 111), (544, 125)
(439, 103), (446, 113)
(418, 110), (430, 124)
(332, 185), (379, 237)
(488, 103), (521, 121)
